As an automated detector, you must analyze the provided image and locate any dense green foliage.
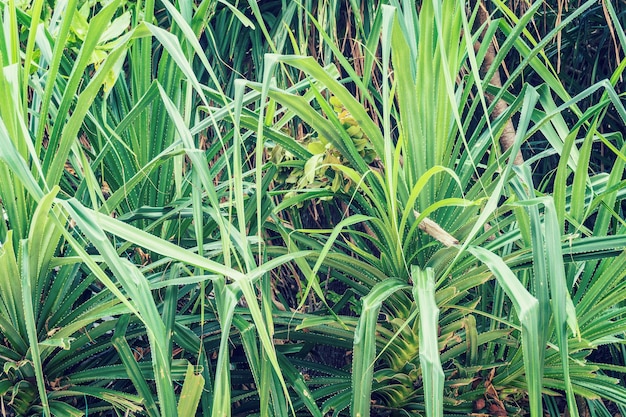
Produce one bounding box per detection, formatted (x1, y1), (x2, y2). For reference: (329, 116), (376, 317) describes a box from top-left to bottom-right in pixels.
(0, 0), (626, 416)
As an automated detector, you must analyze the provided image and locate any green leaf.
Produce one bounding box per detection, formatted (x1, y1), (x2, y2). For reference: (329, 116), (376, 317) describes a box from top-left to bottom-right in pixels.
(412, 266), (443, 417)
(351, 279), (409, 417)
(177, 363), (204, 417)
(468, 246), (542, 417)
(20, 239), (50, 416)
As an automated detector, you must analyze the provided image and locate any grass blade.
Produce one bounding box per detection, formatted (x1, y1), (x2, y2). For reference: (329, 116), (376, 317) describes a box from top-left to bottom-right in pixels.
(351, 279), (409, 417)
(112, 315), (160, 417)
(177, 363), (204, 417)
(20, 239), (50, 417)
(412, 266), (443, 417)
(468, 246), (542, 417)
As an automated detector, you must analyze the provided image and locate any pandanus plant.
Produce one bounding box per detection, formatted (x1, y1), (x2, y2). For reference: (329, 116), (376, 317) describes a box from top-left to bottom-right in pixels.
(0, 0), (210, 415)
(242, 0), (626, 416)
(2, 0), (626, 415)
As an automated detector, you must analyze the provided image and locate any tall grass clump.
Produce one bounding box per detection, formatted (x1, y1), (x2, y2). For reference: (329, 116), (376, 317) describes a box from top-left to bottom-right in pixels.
(245, 1), (626, 416)
(0, 0), (300, 414)
(0, 0), (625, 416)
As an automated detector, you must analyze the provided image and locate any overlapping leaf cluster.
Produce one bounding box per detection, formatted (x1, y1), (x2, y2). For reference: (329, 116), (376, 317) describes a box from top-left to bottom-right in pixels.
(271, 96), (376, 202)
(0, 0), (625, 417)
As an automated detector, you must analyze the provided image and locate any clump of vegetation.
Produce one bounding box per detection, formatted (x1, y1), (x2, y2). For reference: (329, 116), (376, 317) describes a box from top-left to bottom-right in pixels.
(1, 0), (626, 416)
(271, 96), (377, 202)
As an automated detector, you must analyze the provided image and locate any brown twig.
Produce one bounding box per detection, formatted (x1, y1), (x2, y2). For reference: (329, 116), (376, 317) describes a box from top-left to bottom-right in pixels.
(415, 210), (459, 248)
(477, 3), (524, 166)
